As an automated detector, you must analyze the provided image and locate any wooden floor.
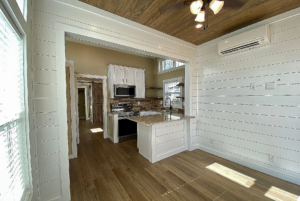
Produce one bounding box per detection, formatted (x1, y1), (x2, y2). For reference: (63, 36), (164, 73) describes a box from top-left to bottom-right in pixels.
(69, 120), (300, 201)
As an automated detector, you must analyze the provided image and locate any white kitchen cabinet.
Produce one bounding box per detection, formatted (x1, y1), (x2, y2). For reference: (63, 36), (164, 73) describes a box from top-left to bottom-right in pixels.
(114, 65), (125, 85)
(135, 69), (145, 98)
(108, 64), (145, 98)
(108, 65), (115, 98)
(125, 67), (135, 85)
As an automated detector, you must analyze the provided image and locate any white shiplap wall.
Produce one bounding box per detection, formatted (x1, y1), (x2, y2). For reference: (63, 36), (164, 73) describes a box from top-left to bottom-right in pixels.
(31, 0), (197, 200)
(196, 9), (300, 185)
(31, 0), (300, 200)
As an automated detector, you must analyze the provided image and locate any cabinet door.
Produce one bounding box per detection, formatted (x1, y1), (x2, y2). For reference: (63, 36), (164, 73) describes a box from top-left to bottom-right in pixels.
(126, 67), (135, 85)
(114, 66), (125, 84)
(135, 69), (145, 98)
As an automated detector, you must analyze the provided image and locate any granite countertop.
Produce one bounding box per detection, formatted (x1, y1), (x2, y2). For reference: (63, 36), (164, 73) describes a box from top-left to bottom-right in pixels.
(127, 112), (195, 126)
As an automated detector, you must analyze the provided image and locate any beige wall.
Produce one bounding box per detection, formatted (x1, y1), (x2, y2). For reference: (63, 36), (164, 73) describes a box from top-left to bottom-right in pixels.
(65, 41), (156, 97)
(65, 41), (185, 109)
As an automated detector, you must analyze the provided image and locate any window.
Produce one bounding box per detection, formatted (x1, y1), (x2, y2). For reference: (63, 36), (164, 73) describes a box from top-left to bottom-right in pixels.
(158, 59), (185, 74)
(163, 77), (183, 109)
(16, 0), (26, 16)
(0, 9), (31, 201)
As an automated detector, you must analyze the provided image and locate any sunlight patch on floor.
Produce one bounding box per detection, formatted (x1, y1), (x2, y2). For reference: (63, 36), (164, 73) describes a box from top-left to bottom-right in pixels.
(264, 186), (299, 201)
(90, 128), (103, 133)
(206, 163), (256, 188)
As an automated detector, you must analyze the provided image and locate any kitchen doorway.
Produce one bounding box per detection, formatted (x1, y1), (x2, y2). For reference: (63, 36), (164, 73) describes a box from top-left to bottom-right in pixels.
(65, 68), (108, 159)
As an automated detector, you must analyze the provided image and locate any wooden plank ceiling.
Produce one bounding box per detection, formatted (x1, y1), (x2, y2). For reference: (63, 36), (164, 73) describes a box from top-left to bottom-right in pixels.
(79, 0), (300, 45)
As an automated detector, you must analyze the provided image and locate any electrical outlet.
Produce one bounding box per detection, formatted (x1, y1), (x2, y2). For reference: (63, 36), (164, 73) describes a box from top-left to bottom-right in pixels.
(265, 82), (275, 90)
(209, 138), (215, 145)
(268, 154), (276, 163)
(45, 114), (55, 125)
(138, 101), (140, 105)
(250, 83), (256, 91)
(160, 101), (163, 105)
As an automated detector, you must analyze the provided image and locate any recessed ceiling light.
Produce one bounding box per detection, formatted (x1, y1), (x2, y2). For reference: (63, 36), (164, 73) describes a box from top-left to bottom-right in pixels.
(196, 24), (203, 28)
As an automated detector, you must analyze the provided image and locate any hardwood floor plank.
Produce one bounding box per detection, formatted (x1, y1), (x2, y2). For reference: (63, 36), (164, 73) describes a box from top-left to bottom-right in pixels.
(112, 167), (148, 201)
(70, 120), (300, 201)
(124, 158), (168, 195)
(93, 177), (116, 201)
(109, 180), (132, 201)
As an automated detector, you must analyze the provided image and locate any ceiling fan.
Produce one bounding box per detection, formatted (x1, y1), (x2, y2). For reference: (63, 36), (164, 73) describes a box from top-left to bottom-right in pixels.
(161, 0), (245, 30)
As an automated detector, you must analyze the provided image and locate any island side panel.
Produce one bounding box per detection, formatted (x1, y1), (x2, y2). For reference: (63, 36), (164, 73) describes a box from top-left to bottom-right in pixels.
(153, 120), (187, 163)
(138, 123), (152, 160)
(189, 118), (198, 151)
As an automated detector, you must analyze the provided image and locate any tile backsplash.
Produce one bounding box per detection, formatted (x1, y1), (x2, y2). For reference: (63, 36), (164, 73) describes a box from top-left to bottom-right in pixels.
(109, 97), (184, 113)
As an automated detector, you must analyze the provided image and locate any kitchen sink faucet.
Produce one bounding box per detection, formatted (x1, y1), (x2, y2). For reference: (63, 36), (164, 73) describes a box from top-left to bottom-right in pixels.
(165, 94), (173, 111)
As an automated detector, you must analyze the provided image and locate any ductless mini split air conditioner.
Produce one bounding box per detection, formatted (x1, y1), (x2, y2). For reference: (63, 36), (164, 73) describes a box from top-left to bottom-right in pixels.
(218, 24), (271, 56)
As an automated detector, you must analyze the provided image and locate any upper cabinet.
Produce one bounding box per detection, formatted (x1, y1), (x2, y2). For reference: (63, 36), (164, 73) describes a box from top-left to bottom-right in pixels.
(135, 69), (145, 98)
(108, 65), (145, 98)
(114, 66), (125, 85)
(125, 67), (135, 85)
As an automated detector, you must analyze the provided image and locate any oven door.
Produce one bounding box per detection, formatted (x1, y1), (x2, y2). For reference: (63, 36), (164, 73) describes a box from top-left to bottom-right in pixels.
(118, 119), (137, 142)
(114, 85), (135, 97)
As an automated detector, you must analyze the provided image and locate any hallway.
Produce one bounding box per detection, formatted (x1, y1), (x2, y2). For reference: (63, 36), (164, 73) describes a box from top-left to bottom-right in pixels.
(69, 120), (300, 201)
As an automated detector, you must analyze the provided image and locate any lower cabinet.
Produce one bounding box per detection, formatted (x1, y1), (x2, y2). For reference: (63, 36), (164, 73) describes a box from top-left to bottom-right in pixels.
(108, 113), (118, 143)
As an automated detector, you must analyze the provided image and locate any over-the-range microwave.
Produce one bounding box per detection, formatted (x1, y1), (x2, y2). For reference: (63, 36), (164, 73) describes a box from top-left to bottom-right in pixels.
(114, 85), (135, 97)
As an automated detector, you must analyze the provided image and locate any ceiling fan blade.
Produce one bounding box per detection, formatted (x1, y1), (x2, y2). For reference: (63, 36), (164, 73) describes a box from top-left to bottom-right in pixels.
(223, 0), (246, 8)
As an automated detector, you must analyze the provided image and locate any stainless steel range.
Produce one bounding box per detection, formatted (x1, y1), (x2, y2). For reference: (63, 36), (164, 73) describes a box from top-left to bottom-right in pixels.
(111, 103), (139, 142)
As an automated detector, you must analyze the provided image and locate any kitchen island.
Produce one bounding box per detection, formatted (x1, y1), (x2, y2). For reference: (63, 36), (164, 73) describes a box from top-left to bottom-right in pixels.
(127, 112), (195, 163)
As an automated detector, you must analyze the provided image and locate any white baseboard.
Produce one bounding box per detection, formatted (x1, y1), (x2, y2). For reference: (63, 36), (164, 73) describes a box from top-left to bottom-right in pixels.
(198, 145), (300, 186)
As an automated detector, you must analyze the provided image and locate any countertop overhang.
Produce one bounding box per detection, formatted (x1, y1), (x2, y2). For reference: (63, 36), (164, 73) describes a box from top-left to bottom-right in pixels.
(127, 112), (195, 126)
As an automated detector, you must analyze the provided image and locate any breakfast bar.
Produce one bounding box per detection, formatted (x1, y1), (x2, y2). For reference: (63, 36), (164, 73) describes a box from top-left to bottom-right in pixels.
(127, 112), (195, 163)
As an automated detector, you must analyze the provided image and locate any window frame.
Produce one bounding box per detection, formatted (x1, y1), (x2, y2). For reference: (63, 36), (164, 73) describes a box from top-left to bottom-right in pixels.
(0, 1), (32, 201)
(163, 77), (183, 109)
(158, 59), (185, 74)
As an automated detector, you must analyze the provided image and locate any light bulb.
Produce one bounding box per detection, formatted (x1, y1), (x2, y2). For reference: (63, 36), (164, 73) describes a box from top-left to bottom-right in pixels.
(190, 0), (203, 15)
(195, 11), (205, 22)
(209, 0), (224, 14)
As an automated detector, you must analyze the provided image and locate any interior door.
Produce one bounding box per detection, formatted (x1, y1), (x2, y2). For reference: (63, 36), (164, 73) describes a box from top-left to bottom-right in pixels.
(78, 89), (86, 119)
(92, 82), (103, 124)
(126, 67), (135, 85)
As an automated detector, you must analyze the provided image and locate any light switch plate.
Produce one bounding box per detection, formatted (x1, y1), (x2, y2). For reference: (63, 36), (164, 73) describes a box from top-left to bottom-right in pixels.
(45, 114), (55, 125)
(265, 82), (275, 90)
(138, 101), (140, 105)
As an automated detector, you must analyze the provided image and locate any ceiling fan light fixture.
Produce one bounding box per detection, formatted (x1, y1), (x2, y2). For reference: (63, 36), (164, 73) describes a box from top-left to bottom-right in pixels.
(195, 11), (205, 22)
(209, 0), (224, 14)
(190, 0), (203, 15)
(196, 24), (203, 28)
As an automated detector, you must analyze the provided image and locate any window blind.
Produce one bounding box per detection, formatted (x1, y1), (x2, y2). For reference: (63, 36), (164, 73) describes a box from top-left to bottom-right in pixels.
(0, 9), (30, 201)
